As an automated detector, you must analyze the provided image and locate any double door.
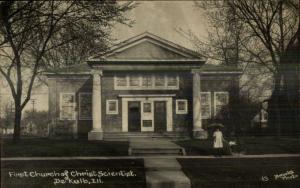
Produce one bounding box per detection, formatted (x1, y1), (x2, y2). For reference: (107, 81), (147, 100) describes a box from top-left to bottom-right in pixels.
(128, 100), (166, 132)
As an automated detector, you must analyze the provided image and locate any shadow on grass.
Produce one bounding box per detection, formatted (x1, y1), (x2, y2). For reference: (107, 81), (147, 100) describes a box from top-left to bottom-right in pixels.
(178, 157), (300, 188)
(176, 136), (300, 155)
(2, 138), (129, 157)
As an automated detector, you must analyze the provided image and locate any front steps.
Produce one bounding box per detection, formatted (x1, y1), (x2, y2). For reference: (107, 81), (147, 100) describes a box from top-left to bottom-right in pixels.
(103, 132), (189, 141)
(129, 138), (186, 156)
(145, 158), (191, 188)
(130, 148), (185, 156)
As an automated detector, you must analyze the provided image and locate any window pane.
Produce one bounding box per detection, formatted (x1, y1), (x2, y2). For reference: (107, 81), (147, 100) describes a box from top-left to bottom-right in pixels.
(61, 106), (74, 119)
(116, 76), (127, 86)
(62, 94), (74, 105)
(178, 101), (186, 111)
(216, 93), (228, 105)
(201, 105), (211, 119)
(215, 92), (229, 119)
(155, 76), (165, 87)
(167, 76), (177, 87)
(61, 93), (75, 120)
(143, 102), (151, 113)
(79, 94), (92, 119)
(143, 120), (152, 127)
(142, 76), (153, 87)
(129, 76), (140, 87)
(201, 93), (210, 105)
(108, 101), (116, 111)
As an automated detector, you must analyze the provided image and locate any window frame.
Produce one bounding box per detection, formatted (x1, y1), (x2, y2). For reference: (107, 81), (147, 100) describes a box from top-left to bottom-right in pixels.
(176, 99), (188, 114)
(167, 75), (179, 88)
(78, 92), (92, 120)
(114, 74), (179, 90)
(59, 92), (76, 120)
(214, 91), (229, 117)
(106, 99), (119, 115)
(200, 92), (211, 119)
(142, 101), (152, 113)
(114, 75), (128, 89)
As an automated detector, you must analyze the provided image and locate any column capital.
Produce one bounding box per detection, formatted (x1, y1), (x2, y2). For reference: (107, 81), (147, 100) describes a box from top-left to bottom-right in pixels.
(91, 69), (103, 76)
(191, 69), (202, 74)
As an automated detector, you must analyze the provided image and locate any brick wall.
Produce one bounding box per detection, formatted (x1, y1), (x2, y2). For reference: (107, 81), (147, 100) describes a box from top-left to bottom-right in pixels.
(48, 72), (239, 138)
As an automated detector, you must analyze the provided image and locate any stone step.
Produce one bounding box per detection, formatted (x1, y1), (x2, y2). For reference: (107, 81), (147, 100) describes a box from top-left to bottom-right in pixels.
(146, 171), (191, 188)
(103, 132), (189, 141)
(131, 149), (183, 154)
(144, 158), (182, 171)
(130, 149), (185, 156)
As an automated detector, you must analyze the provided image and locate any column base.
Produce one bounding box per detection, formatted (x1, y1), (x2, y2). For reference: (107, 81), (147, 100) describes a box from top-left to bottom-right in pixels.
(88, 130), (103, 140)
(193, 129), (207, 139)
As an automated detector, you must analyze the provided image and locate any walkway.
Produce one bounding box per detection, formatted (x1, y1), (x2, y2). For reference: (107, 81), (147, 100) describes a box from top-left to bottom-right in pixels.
(128, 138), (186, 156)
(127, 138), (190, 188)
(2, 154), (300, 161)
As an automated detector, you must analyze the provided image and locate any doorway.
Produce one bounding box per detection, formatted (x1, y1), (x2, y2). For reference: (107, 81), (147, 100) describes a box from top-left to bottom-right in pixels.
(128, 101), (141, 132)
(154, 101), (167, 132)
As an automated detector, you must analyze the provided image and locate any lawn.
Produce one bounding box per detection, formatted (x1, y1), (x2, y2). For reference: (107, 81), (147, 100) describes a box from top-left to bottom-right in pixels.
(1, 138), (129, 157)
(175, 136), (300, 155)
(178, 157), (300, 188)
(1, 159), (145, 188)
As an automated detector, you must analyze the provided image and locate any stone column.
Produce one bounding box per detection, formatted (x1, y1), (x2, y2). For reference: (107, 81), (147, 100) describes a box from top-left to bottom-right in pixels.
(88, 69), (103, 140)
(192, 70), (207, 139)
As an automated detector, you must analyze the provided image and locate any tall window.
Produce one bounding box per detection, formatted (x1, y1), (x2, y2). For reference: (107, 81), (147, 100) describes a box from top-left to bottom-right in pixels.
(200, 92), (211, 119)
(79, 93), (92, 120)
(60, 93), (76, 120)
(214, 92), (229, 118)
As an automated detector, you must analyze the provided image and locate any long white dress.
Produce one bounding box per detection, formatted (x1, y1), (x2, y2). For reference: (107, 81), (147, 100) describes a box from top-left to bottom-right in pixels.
(213, 130), (223, 148)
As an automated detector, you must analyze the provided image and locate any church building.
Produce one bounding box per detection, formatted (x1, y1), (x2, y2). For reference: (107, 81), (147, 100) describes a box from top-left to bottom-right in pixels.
(46, 32), (242, 140)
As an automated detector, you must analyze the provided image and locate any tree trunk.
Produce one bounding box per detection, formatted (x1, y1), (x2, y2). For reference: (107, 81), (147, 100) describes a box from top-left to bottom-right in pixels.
(12, 99), (22, 142)
(268, 71), (283, 137)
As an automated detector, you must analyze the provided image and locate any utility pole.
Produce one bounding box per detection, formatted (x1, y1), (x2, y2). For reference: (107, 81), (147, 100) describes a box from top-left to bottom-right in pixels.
(30, 99), (36, 134)
(32, 99), (36, 113)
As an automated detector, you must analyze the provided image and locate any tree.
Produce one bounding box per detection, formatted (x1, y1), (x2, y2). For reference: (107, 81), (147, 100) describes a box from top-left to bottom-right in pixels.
(0, 1), (134, 142)
(187, 0), (299, 135)
(227, 0), (300, 136)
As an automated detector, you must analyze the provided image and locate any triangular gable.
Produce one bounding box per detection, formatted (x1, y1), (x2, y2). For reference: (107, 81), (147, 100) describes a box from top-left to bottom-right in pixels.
(92, 32), (203, 60)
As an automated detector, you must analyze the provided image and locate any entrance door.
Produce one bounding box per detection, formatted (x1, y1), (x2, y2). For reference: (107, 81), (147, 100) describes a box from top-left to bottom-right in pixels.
(128, 101), (141, 132)
(154, 101), (167, 132)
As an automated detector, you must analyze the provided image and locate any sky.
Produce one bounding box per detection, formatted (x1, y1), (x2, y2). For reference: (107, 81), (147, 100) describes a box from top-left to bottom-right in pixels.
(0, 1), (209, 113)
(112, 1), (208, 49)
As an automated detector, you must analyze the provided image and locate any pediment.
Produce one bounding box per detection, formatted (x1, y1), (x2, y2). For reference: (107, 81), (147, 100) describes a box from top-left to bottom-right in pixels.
(96, 32), (203, 61)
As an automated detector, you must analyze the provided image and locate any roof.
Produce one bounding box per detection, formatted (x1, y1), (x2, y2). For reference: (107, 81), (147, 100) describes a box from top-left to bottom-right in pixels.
(90, 32), (205, 61)
(198, 64), (242, 73)
(45, 63), (91, 75)
(44, 32), (241, 75)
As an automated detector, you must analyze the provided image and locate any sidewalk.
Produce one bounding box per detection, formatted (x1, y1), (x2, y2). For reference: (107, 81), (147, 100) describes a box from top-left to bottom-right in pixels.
(2, 153), (300, 161)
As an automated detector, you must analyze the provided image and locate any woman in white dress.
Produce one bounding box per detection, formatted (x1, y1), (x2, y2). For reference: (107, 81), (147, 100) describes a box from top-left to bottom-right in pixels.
(213, 128), (223, 156)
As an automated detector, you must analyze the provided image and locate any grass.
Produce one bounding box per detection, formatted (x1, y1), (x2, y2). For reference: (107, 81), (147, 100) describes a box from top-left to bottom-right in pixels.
(178, 157), (300, 188)
(175, 138), (232, 155)
(233, 136), (300, 155)
(1, 138), (129, 157)
(175, 136), (300, 155)
(1, 159), (145, 188)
